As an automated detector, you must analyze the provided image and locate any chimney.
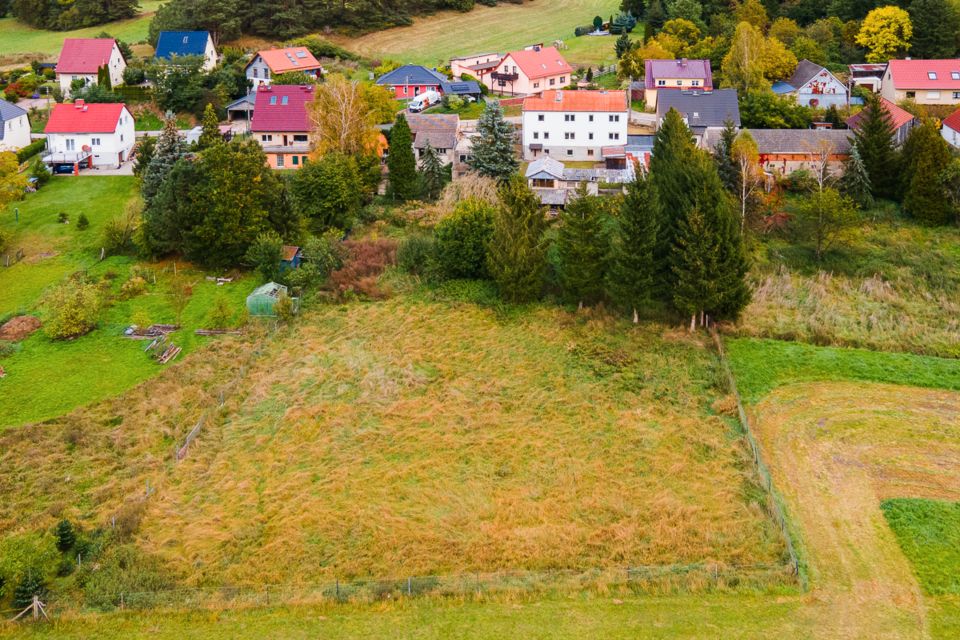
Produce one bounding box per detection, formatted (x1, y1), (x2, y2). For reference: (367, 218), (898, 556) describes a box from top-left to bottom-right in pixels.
(555, 91), (563, 102)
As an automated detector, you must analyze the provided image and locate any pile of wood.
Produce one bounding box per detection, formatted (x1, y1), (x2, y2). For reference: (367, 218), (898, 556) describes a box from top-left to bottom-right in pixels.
(144, 334), (182, 364)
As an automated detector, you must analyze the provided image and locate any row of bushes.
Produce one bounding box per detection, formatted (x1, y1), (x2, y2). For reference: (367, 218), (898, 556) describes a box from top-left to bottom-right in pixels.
(17, 140), (46, 164)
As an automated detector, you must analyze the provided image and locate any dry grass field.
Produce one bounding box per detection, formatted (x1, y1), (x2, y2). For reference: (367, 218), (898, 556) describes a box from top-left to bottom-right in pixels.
(134, 297), (783, 585)
(750, 381), (960, 639)
(329, 0), (622, 68)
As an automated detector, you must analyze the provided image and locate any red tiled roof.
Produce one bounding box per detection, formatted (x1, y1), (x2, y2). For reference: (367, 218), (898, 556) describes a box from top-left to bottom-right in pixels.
(887, 59), (960, 90)
(256, 47), (322, 74)
(523, 89), (627, 112)
(280, 245), (300, 261)
(56, 38), (117, 74)
(44, 102), (126, 133)
(250, 85), (315, 132)
(846, 97), (915, 131)
(943, 107), (960, 132)
(501, 46), (572, 80)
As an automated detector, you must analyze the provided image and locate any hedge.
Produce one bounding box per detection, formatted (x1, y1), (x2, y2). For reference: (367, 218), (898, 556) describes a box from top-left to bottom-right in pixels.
(17, 139), (46, 163)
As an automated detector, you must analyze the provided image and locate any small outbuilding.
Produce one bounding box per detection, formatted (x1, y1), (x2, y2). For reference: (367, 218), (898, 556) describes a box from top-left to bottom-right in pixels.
(280, 245), (302, 271)
(246, 282), (295, 316)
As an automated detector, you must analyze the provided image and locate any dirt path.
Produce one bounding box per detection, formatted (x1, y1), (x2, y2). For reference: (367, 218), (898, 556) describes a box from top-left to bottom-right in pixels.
(751, 382), (960, 639)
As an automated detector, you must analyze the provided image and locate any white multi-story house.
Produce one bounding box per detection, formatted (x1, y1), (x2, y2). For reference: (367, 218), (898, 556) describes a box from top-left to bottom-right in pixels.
(55, 38), (126, 97)
(245, 47), (323, 88)
(43, 101), (134, 171)
(0, 99), (31, 152)
(521, 89), (628, 161)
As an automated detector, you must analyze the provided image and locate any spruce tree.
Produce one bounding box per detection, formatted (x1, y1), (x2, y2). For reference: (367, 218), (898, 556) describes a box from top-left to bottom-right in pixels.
(713, 119), (740, 194)
(852, 94), (899, 200)
(487, 175), (548, 302)
(12, 570), (47, 609)
(54, 519), (76, 552)
(646, 0), (666, 33)
(196, 103), (222, 150)
(468, 101), (519, 181)
(671, 207), (719, 331)
(615, 32), (632, 58)
(909, 0), (959, 59)
(418, 142), (447, 201)
(840, 143), (874, 209)
(141, 116), (186, 206)
(557, 184), (608, 308)
(607, 170), (658, 322)
(97, 64), (112, 90)
(387, 113), (419, 201)
(902, 123), (954, 224)
(649, 108), (696, 277)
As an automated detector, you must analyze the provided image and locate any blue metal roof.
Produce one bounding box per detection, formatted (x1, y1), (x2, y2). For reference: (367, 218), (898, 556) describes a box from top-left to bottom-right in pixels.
(376, 64), (447, 87)
(440, 79), (481, 95)
(771, 81), (796, 94)
(155, 31), (211, 60)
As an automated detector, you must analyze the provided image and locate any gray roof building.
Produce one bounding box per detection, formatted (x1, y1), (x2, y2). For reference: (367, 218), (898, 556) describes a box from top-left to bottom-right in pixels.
(0, 99), (28, 141)
(406, 113), (460, 151)
(741, 128), (852, 155)
(656, 89), (740, 132)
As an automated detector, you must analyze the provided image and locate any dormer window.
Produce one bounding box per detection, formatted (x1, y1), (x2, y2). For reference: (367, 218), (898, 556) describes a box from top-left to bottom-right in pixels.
(928, 72), (938, 80)
(952, 72), (960, 80)
(270, 96), (277, 105)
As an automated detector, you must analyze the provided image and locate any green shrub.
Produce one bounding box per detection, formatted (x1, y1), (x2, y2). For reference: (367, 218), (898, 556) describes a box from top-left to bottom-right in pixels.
(55, 519), (76, 552)
(206, 295), (234, 329)
(397, 234), (436, 276)
(57, 212), (68, 224)
(0, 228), (10, 255)
(16, 139), (46, 163)
(433, 199), (495, 280)
(30, 157), (51, 187)
(83, 545), (174, 610)
(43, 277), (102, 339)
(76, 213), (90, 230)
(12, 569), (47, 609)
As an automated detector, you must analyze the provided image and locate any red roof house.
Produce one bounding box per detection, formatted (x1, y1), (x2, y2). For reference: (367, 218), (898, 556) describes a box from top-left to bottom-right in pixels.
(250, 85), (315, 169)
(43, 101), (135, 170)
(485, 45), (572, 96)
(44, 102), (128, 133)
(846, 97), (917, 145)
(246, 47), (323, 87)
(55, 38), (126, 96)
(942, 106), (960, 148)
(882, 59), (960, 105)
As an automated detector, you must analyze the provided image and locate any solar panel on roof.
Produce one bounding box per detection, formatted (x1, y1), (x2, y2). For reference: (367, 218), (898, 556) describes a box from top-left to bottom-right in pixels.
(296, 51), (307, 58)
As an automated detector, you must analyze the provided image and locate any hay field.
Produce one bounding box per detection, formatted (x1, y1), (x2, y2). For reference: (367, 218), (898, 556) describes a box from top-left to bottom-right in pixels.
(329, 0), (622, 68)
(123, 297), (785, 585)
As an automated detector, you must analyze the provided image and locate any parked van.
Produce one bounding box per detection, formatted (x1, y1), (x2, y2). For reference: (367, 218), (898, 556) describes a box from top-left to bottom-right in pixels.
(408, 90), (441, 113)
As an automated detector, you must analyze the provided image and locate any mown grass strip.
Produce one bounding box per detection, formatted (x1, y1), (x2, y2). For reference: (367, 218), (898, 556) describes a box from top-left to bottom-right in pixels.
(726, 338), (960, 404)
(881, 499), (960, 596)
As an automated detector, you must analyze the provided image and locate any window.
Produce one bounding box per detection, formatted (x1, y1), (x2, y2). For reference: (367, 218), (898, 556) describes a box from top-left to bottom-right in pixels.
(292, 155), (299, 166)
(66, 139), (75, 151)
(281, 96), (289, 105)
(512, 65), (517, 73)
(265, 69), (270, 79)
(927, 91), (941, 99)
(692, 112), (699, 118)
(293, 134), (308, 142)
(253, 69), (259, 78)
(676, 80), (682, 86)
(564, 132), (575, 140)
(543, 132), (549, 139)
(533, 132), (539, 139)
(91, 137), (100, 146)
(566, 149), (573, 156)
(587, 149), (594, 156)
(953, 72), (960, 80)
(262, 134), (273, 142)
(276, 155), (285, 167)
(609, 133), (620, 140)
(533, 82), (540, 88)
(538, 114), (544, 121)
(564, 114), (575, 121)
(609, 114), (620, 122)
(560, 76), (565, 82)
(549, 78), (555, 86)
(588, 133), (594, 140)
(403, 86), (408, 95)
(270, 96), (277, 105)
(657, 79), (666, 86)
(906, 91), (916, 98)
(120, 134), (124, 141)
(588, 115), (594, 122)
(928, 72), (938, 80)
(953, 91), (960, 99)
(692, 80), (700, 86)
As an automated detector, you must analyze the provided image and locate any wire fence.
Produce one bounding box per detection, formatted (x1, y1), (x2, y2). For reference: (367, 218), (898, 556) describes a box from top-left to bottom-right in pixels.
(710, 329), (807, 589)
(42, 563), (794, 616)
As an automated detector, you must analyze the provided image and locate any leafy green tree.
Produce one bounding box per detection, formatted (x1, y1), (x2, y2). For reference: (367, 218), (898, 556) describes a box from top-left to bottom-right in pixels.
(43, 277), (101, 339)
(793, 187), (859, 260)
(388, 114), (419, 201)
(146, 56), (207, 115)
(54, 520), (76, 552)
(556, 185), (608, 308)
(149, 0), (242, 45)
(909, 0), (958, 59)
(419, 142), (448, 201)
(244, 231), (284, 282)
(851, 93), (899, 200)
(291, 152), (363, 230)
(434, 198), (495, 279)
(0, 151), (28, 209)
(487, 176), (548, 302)
(607, 171), (658, 322)
(468, 101), (519, 181)
(196, 103), (222, 150)
(207, 295), (234, 328)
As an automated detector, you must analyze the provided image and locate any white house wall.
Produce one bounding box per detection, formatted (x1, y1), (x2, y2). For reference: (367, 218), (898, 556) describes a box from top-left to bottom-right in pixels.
(0, 114), (32, 151)
(45, 108), (135, 167)
(521, 109), (627, 161)
(797, 71), (848, 108)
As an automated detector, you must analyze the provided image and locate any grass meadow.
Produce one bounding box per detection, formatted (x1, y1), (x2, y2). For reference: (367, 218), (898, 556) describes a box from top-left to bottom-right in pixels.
(882, 499), (960, 596)
(0, 1), (163, 62)
(329, 0), (622, 68)
(0, 177), (252, 427)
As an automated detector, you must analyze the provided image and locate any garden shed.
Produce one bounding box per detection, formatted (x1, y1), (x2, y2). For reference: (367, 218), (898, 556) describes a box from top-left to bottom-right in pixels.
(246, 282), (291, 316)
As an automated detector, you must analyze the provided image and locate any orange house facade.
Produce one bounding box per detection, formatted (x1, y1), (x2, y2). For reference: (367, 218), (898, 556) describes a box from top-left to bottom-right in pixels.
(250, 84), (314, 169)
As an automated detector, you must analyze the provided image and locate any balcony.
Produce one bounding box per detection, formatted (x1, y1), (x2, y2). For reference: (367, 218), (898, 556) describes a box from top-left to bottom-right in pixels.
(491, 71), (519, 82)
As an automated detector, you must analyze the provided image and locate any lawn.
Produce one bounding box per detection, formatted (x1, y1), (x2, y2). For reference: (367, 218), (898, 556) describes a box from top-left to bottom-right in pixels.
(882, 499), (960, 595)
(424, 99), (487, 120)
(0, 1), (163, 60)
(0, 176), (254, 427)
(133, 111), (193, 131)
(330, 0), (622, 68)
